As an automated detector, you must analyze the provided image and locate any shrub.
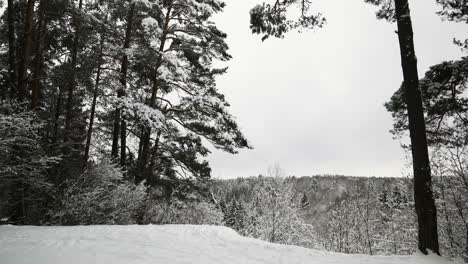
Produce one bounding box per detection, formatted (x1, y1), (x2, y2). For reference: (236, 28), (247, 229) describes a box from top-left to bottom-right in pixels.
(53, 160), (146, 225)
(143, 197), (224, 225)
(0, 102), (58, 224)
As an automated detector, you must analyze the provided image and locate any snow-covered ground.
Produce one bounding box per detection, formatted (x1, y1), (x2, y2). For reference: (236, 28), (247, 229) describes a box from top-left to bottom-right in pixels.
(0, 225), (454, 264)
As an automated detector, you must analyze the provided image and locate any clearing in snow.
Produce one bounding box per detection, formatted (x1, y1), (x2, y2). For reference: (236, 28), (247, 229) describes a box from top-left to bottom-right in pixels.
(0, 225), (454, 264)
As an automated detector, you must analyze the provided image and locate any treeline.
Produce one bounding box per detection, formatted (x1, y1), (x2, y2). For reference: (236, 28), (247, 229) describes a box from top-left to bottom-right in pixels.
(0, 0), (250, 224)
(212, 174), (468, 260)
(215, 167), (319, 249)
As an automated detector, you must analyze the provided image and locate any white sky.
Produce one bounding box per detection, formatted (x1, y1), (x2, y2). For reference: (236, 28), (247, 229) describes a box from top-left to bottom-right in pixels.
(208, 0), (467, 178)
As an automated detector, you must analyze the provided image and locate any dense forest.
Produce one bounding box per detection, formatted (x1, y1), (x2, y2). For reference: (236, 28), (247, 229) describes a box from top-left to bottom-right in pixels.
(0, 0), (467, 261)
(212, 172), (467, 259)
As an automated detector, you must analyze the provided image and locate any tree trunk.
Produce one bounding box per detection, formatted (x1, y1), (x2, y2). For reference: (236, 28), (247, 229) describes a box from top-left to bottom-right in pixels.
(111, 108), (120, 158)
(31, 0), (47, 110)
(64, 0), (83, 142)
(365, 185), (373, 255)
(137, 0), (174, 181)
(17, 0), (35, 102)
(84, 35), (105, 164)
(112, 3), (136, 165)
(120, 119), (127, 166)
(146, 130), (162, 184)
(7, 0), (17, 100)
(394, 0), (439, 255)
(137, 126), (152, 183)
(52, 88), (63, 143)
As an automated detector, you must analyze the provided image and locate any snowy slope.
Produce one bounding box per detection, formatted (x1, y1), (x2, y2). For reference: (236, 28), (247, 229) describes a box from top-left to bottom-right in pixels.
(0, 225), (454, 264)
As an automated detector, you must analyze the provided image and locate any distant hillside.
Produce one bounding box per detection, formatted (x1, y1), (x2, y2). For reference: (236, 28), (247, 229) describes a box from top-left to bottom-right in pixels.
(291, 175), (412, 225)
(212, 174), (466, 258)
(212, 175), (412, 226)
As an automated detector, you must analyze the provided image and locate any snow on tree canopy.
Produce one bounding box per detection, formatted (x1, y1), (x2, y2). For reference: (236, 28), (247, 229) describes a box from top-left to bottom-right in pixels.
(142, 17), (159, 29)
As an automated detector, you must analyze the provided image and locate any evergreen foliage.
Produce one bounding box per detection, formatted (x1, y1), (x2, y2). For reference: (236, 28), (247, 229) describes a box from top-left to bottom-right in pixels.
(385, 57), (468, 147)
(249, 0), (325, 41)
(0, 0), (249, 224)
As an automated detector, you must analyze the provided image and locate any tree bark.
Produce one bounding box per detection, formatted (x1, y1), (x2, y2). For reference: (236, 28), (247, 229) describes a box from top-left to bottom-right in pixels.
(111, 106), (120, 158)
(84, 35), (105, 164)
(31, 0), (47, 110)
(111, 3), (136, 165)
(394, 0), (439, 255)
(64, 0), (83, 143)
(7, 0), (17, 100)
(52, 88), (63, 143)
(137, 0), (174, 182)
(17, 0), (35, 102)
(146, 130), (162, 184)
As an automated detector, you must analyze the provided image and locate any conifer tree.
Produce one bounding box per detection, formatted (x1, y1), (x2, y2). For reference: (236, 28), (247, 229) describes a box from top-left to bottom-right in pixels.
(0, 0), (249, 223)
(108, 0), (252, 188)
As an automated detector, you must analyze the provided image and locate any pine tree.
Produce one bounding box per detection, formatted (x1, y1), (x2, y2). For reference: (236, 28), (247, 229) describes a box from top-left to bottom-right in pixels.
(225, 200), (246, 231)
(364, 0), (440, 254)
(107, 0), (252, 188)
(6, 0), (17, 100)
(0, 0), (250, 223)
(17, 0), (35, 102)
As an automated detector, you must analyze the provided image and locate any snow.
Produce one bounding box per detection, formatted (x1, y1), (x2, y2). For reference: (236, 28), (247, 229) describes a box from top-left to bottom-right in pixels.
(142, 17), (159, 28)
(0, 47), (8, 55)
(0, 225), (455, 264)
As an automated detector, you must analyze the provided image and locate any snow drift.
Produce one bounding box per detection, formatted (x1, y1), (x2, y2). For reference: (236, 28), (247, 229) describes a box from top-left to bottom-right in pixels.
(0, 225), (454, 264)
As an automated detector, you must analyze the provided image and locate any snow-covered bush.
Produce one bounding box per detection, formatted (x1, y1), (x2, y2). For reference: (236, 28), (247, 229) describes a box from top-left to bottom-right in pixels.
(143, 198), (224, 225)
(54, 161), (146, 225)
(241, 177), (319, 248)
(432, 147), (468, 261)
(0, 102), (58, 224)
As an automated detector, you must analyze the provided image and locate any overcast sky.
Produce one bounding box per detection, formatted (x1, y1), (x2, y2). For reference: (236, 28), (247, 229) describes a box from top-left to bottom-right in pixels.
(208, 0), (467, 179)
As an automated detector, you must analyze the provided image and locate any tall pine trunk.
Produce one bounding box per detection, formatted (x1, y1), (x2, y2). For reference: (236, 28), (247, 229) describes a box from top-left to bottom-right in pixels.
(7, 0), (17, 100)
(394, 0), (439, 255)
(137, 0), (174, 182)
(146, 130), (162, 183)
(84, 35), (105, 164)
(64, 0), (83, 142)
(110, 109), (120, 158)
(17, 0), (35, 102)
(31, 0), (47, 110)
(52, 88), (63, 143)
(111, 3), (136, 165)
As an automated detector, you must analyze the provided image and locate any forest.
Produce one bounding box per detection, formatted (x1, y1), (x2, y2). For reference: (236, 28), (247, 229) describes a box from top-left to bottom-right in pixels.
(0, 0), (467, 262)
(212, 172), (467, 259)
